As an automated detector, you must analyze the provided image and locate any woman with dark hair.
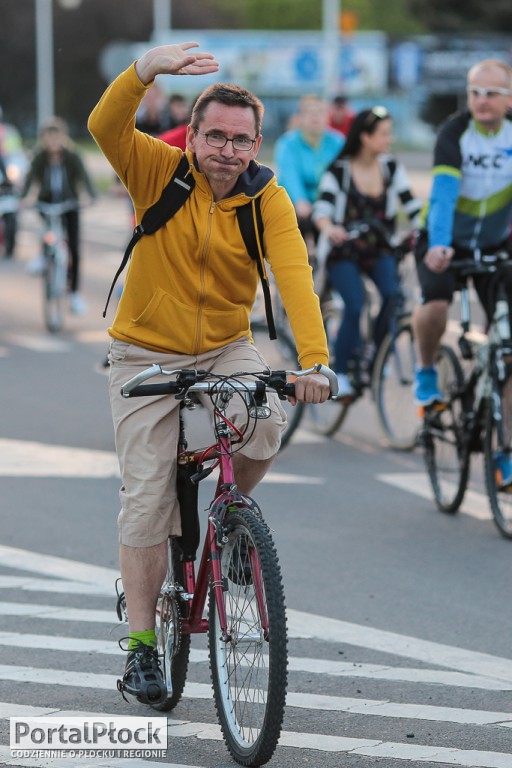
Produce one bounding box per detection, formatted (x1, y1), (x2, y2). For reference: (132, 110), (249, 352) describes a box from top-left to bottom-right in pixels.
(313, 106), (421, 397)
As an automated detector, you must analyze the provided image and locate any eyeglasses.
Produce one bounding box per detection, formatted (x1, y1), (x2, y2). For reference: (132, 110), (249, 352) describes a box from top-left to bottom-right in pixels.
(364, 106), (390, 127)
(467, 86), (512, 98)
(194, 129), (257, 152)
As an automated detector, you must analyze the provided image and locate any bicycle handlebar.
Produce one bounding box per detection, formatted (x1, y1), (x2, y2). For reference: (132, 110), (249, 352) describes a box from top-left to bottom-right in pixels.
(344, 219), (414, 258)
(34, 200), (80, 216)
(450, 251), (511, 276)
(121, 363), (339, 399)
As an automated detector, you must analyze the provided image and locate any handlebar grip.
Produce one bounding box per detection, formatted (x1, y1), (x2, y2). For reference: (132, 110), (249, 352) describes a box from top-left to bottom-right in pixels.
(125, 383), (181, 397)
(282, 383), (295, 398)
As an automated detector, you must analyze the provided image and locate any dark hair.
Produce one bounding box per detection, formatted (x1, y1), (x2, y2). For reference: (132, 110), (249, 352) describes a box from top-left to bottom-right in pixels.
(339, 106), (391, 159)
(191, 83), (265, 135)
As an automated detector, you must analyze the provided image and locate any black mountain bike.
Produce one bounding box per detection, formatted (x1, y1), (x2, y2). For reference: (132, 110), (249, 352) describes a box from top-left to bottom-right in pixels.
(309, 220), (420, 450)
(420, 253), (512, 538)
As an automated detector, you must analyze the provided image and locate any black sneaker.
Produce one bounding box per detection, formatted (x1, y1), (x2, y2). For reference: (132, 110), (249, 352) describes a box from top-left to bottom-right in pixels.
(117, 641), (167, 705)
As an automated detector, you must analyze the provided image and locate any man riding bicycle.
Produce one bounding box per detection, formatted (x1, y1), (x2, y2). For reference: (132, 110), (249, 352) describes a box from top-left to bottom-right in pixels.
(89, 42), (331, 705)
(413, 59), (512, 486)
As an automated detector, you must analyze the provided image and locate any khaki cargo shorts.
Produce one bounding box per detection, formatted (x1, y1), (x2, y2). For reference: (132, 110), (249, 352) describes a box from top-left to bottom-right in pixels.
(108, 337), (287, 548)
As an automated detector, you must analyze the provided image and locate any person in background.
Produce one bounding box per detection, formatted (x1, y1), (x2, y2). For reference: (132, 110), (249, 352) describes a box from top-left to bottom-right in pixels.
(22, 117), (97, 315)
(313, 106), (422, 398)
(274, 95), (344, 256)
(135, 82), (169, 136)
(158, 96), (194, 151)
(328, 95), (356, 137)
(166, 93), (191, 129)
(0, 106), (27, 258)
(412, 59), (512, 487)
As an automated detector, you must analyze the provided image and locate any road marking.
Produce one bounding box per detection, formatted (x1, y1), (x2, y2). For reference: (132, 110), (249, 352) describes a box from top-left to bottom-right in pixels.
(0, 439), (120, 478)
(0, 545), (117, 591)
(0, 439), (322, 483)
(0, 602), (115, 623)
(2, 333), (72, 353)
(0, 632), (506, 691)
(0, 576), (117, 594)
(2, 546), (512, 685)
(288, 609), (512, 684)
(377, 472), (491, 520)
(1, 665), (512, 729)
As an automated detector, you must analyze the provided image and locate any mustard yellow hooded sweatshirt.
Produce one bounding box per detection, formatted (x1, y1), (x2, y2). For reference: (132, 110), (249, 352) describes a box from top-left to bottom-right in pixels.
(88, 64), (328, 370)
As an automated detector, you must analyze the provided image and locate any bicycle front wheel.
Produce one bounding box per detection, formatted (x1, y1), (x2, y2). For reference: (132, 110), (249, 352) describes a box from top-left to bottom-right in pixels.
(43, 250), (64, 333)
(209, 507), (287, 767)
(423, 345), (470, 513)
(251, 322), (304, 449)
(151, 538), (191, 711)
(373, 318), (420, 450)
(483, 375), (512, 539)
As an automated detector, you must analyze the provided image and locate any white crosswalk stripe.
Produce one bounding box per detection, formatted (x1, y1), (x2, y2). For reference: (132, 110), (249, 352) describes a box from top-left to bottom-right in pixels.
(0, 546), (511, 767)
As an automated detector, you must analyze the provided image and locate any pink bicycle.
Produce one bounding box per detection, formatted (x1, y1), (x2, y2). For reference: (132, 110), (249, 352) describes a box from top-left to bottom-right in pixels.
(118, 362), (337, 766)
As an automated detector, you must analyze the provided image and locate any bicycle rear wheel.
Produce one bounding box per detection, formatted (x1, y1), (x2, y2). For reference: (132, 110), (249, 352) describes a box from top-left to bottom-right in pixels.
(483, 374), (512, 539)
(43, 249), (64, 333)
(251, 322), (304, 449)
(423, 345), (470, 513)
(309, 298), (351, 436)
(151, 538), (191, 711)
(373, 318), (420, 450)
(209, 507), (287, 767)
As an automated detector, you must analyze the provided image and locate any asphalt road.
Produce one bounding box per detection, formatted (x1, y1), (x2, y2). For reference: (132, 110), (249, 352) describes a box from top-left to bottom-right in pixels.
(0, 192), (511, 768)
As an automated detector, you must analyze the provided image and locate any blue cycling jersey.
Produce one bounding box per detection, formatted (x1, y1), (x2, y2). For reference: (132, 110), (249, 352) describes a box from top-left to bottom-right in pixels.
(427, 111), (512, 250)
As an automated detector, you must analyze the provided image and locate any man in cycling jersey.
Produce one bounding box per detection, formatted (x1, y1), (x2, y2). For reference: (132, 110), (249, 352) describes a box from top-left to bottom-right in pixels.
(413, 59), (512, 484)
(89, 42), (331, 706)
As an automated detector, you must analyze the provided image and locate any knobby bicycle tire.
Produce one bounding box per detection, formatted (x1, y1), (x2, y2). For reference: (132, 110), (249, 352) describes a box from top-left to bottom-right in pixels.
(423, 345), (470, 513)
(372, 318), (420, 451)
(209, 507), (287, 767)
(251, 322), (305, 449)
(483, 379), (512, 539)
(151, 538), (191, 712)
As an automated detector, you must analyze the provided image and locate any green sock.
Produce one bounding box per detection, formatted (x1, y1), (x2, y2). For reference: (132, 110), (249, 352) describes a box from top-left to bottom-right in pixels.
(128, 629), (157, 650)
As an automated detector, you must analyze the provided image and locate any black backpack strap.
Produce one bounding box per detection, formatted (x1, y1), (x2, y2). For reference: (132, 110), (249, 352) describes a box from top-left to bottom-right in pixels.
(236, 198), (276, 340)
(103, 153), (194, 317)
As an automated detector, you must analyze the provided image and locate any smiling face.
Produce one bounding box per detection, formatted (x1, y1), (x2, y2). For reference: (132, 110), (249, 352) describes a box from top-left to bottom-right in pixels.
(187, 101), (262, 198)
(466, 62), (512, 132)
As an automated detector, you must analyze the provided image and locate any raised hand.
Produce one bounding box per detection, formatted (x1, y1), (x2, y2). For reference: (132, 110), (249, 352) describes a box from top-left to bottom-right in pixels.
(135, 42), (219, 85)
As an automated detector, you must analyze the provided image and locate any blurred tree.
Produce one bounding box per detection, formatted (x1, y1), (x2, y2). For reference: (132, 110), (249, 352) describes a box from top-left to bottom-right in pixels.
(407, 0), (512, 30)
(216, 0), (424, 33)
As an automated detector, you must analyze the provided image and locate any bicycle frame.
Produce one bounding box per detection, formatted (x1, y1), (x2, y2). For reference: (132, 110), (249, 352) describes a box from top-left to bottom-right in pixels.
(450, 263), (512, 447)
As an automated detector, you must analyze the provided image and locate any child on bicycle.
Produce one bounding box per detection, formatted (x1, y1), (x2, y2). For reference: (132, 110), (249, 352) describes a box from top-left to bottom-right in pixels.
(313, 107), (421, 398)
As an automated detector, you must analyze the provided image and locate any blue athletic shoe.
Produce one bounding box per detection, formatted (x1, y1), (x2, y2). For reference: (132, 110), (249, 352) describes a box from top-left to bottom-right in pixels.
(414, 367), (443, 407)
(494, 452), (512, 491)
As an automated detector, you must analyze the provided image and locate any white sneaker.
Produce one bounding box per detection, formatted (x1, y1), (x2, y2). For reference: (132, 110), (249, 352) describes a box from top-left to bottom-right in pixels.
(26, 254), (45, 276)
(335, 373), (354, 399)
(70, 292), (87, 315)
